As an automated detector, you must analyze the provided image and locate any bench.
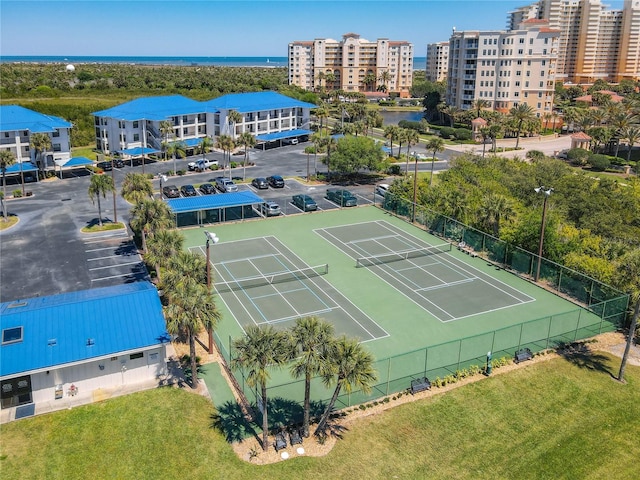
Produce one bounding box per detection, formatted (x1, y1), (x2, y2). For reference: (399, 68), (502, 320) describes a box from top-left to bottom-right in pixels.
(514, 348), (533, 364)
(289, 428), (303, 446)
(274, 431), (287, 452)
(410, 377), (431, 394)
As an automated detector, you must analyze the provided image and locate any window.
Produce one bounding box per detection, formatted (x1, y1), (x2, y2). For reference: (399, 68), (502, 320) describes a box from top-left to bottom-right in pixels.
(518, 49), (523, 55)
(53, 144), (61, 152)
(4, 132), (8, 138)
(2, 327), (23, 345)
(133, 121), (139, 128)
(52, 130), (60, 138)
(133, 134), (140, 142)
(130, 352), (144, 360)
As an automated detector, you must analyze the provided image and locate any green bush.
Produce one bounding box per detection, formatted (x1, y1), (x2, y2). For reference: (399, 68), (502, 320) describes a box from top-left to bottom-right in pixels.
(12, 189), (22, 198)
(439, 127), (455, 139)
(587, 154), (611, 171)
(454, 128), (472, 141)
(387, 164), (401, 175)
(567, 148), (590, 166)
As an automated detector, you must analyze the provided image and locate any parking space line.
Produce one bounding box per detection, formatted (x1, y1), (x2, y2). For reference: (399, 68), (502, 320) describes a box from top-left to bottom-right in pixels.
(86, 246), (125, 252)
(91, 273), (143, 281)
(87, 254), (135, 261)
(89, 261), (141, 271)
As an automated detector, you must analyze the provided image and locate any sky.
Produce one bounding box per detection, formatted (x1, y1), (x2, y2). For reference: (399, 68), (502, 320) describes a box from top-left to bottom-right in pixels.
(0, 0), (626, 57)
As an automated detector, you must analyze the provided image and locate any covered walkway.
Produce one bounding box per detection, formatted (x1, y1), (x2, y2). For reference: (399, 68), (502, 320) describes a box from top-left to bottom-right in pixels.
(166, 190), (265, 227)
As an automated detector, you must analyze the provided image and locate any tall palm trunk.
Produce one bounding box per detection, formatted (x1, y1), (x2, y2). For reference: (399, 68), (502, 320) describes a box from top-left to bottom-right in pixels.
(303, 372), (311, 437)
(618, 299), (639, 382)
(96, 196), (103, 226)
(189, 330), (198, 389)
(261, 382), (269, 450)
(315, 381), (342, 435)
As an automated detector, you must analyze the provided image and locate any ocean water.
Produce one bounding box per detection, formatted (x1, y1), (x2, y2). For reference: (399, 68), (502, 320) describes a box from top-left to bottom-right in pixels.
(1, 55), (427, 70)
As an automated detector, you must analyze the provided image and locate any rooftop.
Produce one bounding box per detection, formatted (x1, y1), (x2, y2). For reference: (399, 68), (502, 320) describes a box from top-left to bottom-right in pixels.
(92, 95), (207, 121)
(0, 105), (72, 133)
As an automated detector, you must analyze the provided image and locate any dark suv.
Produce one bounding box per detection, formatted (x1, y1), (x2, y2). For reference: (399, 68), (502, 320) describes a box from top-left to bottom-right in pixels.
(326, 189), (357, 207)
(267, 175), (285, 188)
(292, 194), (317, 212)
(162, 185), (180, 198)
(180, 184), (197, 197)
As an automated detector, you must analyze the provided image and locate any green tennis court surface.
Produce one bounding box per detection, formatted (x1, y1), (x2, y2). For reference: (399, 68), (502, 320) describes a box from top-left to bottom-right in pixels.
(316, 220), (534, 322)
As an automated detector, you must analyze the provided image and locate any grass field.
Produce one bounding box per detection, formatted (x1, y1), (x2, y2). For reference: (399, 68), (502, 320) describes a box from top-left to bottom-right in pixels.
(1, 352), (637, 479)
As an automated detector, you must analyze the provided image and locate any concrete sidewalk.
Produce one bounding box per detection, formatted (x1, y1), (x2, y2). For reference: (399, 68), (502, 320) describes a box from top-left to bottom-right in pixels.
(446, 134), (572, 159)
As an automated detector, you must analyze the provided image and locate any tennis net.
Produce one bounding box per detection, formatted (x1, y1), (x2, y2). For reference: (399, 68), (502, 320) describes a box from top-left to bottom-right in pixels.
(214, 264), (329, 293)
(356, 243), (452, 268)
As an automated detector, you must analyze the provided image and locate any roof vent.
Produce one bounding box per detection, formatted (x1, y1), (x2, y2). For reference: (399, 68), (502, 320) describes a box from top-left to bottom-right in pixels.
(7, 301), (27, 308)
(86, 338), (95, 347)
(47, 339), (57, 346)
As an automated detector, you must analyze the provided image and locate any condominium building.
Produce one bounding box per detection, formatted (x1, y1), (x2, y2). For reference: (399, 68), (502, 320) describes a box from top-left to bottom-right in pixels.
(0, 105), (72, 171)
(288, 33), (414, 97)
(446, 20), (559, 117)
(508, 0), (640, 83)
(426, 41), (449, 82)
(92, 92), (315, 155)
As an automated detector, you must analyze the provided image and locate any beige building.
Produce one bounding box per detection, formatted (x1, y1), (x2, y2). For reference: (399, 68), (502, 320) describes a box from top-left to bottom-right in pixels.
(288, 33), (414, 97)
(446, 20), (559, 117)
(426, 41), (449, 82)
(508, 0), (640, 83)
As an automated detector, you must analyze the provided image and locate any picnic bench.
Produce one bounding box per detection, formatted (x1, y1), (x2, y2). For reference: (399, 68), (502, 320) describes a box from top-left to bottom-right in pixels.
(514, 348), (533, 363)
(274, 431), (287, 452)
(289, 428), (303, 446)
(410, 377), (431, 394)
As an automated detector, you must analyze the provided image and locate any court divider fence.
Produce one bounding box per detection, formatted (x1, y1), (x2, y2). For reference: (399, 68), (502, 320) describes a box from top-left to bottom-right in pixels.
(209, 193), (630, 420)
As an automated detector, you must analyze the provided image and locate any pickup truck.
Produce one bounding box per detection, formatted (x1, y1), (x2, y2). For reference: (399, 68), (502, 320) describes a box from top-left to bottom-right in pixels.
(187, 158), (218, 171)
(214, 177), (238, 193)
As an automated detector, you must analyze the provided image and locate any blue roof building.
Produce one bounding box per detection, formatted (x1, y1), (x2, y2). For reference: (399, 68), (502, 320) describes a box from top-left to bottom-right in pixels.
(91, 92), (317, 155)
(0, 282), (169, 420)
(0, 105), (73, 170)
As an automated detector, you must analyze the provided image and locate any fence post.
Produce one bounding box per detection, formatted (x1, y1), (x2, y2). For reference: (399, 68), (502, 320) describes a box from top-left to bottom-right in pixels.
(423, 347), (429, 377)
(490, 331), (496, 356)
(386, 358), (391, 396)
(517, 323), (524, 349)
(557, 268), (563, 294)
(546, 315), (553, 349)
(456, 340), (462, 372)
(573, 309), (581, 341)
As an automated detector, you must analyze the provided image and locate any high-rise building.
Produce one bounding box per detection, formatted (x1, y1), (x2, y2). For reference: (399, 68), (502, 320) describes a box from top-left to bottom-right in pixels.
(508, 0), (640, 83)
(288, 33), (414, 97)
(426, 41), (449, 82)
(446, 20), (559, 117)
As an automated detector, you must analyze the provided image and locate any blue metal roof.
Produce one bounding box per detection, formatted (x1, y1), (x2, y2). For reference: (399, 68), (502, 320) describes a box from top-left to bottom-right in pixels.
(4, 162), (38, 174)
(166, 190), (264, 214)
(117, 147), (160, 156)
(62, 157), (93, 167)
(205, 91), (316, 113)
(92, 95), (206, 121)
(182, 138), (202, 148)
(0, 282), (168, 378)
(0, 105), (72, 133)
(256, 129), (312, 142)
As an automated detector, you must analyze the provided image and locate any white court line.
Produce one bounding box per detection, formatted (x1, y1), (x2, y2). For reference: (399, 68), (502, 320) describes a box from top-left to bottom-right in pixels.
(89, 261), (141, 271)
(415, 278), (475, 293)
(255, 307), (335, 326)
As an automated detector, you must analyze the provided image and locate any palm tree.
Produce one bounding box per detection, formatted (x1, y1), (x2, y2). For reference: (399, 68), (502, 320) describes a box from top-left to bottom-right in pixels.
(166, 140), (186, 176)
(509, 103), (536, 149)
(313, 104), (330, 134)
(120, 172), (153, 204)
(472, 99), (490, 118)
(290, 317), (335, 438)
(159, 120), (174, 162)
(324, 72), (336, 90)
(145, 229), (184, 283)
(363, 72), (376, 93)
(216, 134), (236, 178)
(383, 125), (400, 157)
(621, 126), (640, 163)
(0, 150), (16, 222)
(614, 249), (640, 382)
(315, 71), (325, 92)
(425, 137), (445, 186)
(377, 70), (392, 93)
(314, 336), (377, 436)
(30, 132), (52, 176)
(88, 174), (115, 227)
(231, 325), (292, 451)
(311, 132), (323, 174)
(404, 129), (419, 175)
(129, 198), (174, 252)
(478, 193), (514, 236)
(198, 136), (214, 162)
(237, 132), (256, 180)
(323, 135), (338, 180)
(227, 110), (243, 140)
(165, 281), (220, 389)
(163, 250), (208, 291)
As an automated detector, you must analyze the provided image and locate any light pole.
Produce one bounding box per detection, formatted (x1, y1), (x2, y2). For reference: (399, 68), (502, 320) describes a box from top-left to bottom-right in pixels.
(534, 186), (553, 282)
(159, 174), (168, 200)
(111, 155), (118, 223)
(205, 231), (219, 354)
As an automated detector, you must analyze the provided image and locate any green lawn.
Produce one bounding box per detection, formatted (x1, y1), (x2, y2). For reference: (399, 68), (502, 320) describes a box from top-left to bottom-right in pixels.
(1, 352), (638, 479)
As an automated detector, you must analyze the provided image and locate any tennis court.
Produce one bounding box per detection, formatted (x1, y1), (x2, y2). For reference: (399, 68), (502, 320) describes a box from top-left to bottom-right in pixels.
(316, 220), (535, 322)
(190, 236), (387, 341)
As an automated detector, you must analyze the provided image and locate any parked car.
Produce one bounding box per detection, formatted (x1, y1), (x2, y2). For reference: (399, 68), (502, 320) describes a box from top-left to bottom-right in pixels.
(199, 183), (216, 195)
(96, 161), (112, 171)
(292, 194), (317, 212)
(267, 175), (285, 188)
(326, 188), (357, 207)
(162, 185), (180, 198)
(260, 201), (282, 217)
(214, 177), (238, 193)
(251, 177), (268, 189)
(112, 158), (125, 168)
(375, 183), (390, 197)
(180, 184), (197, 197)
(188, 158), (218, 171)
(283, 138), (299, 145)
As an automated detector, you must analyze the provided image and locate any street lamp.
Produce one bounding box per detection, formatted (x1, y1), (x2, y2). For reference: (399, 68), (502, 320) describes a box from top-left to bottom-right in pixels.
(534, 186), (553, 282)
(111, 155), (118, 223)
(159, 174), (168, 200)
(204, 230), (219, 354)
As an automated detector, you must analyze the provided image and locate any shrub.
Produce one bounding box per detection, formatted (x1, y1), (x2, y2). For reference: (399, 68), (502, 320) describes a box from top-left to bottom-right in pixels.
(439, 127), (455, 139)
(587, 154), (611, 171)
(12, 189), (22, 198)
(387, 164), (401, 175)
(526, 150), (546, 162)
(454, 128), (472, 141)
(567, 148), (590, 166)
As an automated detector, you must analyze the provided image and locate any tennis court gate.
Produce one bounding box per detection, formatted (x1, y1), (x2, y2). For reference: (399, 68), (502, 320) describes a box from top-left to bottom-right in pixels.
(211, 306), (621, 414)
(379, 192), (630, 327)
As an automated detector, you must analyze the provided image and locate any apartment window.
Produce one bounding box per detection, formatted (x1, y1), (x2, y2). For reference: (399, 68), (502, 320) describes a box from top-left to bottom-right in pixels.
(515, 81), (520, 87)
(516, 71), (521, 76)
(538, 92), (543, 98)
(526, 71), (530, 77)
(182, 116), (188, 122)
(542, 60), (546, 66)
(527, 60), (531, 66)
(52, 130), (60, 137)
(544, 38), (549, 44)
(525, 81), (529, 87)
(528, 49), (532, 55)
(130, 352), (144, 360)
(53, 144), (61, 152)
(118, 121), (124, 129)
(517, 60), (522, 65)
(133, 121), (139, 128)
(537, 103), (541, 109)
(519, 38), (524, 44)
(540, 81), (544, 87)
(2, 326), (23, 345)
(518, 49), (523, 55)
(133, 134), (140, 142)
(529, 38), (533, 45)
(514, 92), (519, 97)
(541, 71), (545, 77)
(524, 92), (528, 98)
(3, 132), (8, 138)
